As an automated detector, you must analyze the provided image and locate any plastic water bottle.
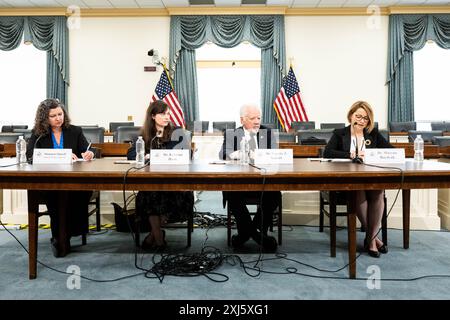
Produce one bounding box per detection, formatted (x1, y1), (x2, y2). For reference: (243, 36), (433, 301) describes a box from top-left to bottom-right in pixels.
(414, 134), (424, 162)
(239, 136), (249, 164)
(135, 136), (145, 166)
(16, 136), (27, 165)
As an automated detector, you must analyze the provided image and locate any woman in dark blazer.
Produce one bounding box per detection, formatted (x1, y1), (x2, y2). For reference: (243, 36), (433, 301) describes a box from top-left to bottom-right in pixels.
(26, 98), (94, 257)
(127, 100), (194, 250)
(324, 101), (393, 258)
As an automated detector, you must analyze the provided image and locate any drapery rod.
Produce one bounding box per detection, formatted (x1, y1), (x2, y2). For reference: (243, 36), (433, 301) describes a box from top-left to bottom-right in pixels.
(1, 6), (450, 17)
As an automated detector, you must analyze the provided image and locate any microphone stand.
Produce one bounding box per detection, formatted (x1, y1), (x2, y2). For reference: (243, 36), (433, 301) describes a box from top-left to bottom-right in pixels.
(352, 122), (363, 164)
(28, 134), (44, 164)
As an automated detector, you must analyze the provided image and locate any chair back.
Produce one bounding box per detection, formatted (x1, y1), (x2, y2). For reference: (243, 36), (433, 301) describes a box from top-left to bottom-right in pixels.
(431, 121), (450, 131)
(2, 125), (28, 133)
(109, 122), (134, 133)
(277, 132), (296, 143)
(12, 129), (32, 141)
(378, 129), (389, 141)
(0, 133), (21, 144)
(291, 121), (315, 131)
(114, 126), (141, 143)
(320, 123), (345, 129)
(296, 129), (334, 145)
(81, 127), (105, 143)
(389, 121), (416, 132)
(212, 121), (236, 133)
(433, 136), (450, 147)
(261, 123), (276, 129)
(185, 121), (209, 133)
(408, 130), (443, 143)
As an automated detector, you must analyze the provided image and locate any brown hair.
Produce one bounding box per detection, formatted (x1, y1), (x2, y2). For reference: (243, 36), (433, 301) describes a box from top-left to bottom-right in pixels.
(33, 99), (71, 136)
(141, 100), (174, 150)
(346, 100), (375, 133)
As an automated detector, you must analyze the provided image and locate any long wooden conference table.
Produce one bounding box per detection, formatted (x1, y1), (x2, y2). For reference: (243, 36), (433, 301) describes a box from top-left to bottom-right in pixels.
(2, 158), (450, 280)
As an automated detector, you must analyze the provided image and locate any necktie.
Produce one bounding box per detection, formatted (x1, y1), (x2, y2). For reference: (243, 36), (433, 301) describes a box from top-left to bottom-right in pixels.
(249, 132), (257, 152)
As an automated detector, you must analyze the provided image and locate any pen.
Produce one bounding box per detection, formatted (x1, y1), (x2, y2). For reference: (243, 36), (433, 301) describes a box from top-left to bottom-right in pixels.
(86, 142), (91, 153)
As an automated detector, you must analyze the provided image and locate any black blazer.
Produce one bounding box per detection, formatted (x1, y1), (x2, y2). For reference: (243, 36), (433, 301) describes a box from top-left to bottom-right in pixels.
(26, 125), (89, 160)
(219, 125), (277, 160)
(127, 127), (191, 160)
(323, 125), (392, 159)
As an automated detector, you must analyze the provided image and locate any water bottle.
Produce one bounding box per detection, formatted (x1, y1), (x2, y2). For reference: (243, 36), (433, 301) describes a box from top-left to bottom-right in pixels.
(414, 134), (424, 162)
(16, 136), (27, 165)
(239, 136), (249, 164)
(135, 136), (145, 166)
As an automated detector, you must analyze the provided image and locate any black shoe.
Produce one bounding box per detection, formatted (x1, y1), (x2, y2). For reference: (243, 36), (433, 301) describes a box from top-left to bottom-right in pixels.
(231, 233), (250, 248)
(378, 244), (388, 254)
(252, 232), (277, 252)
(367, 249), (380, 258)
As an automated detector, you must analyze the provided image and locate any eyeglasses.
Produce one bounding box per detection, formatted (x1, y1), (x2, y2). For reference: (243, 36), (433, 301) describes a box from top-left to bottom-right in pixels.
(354, 114), (369, 122)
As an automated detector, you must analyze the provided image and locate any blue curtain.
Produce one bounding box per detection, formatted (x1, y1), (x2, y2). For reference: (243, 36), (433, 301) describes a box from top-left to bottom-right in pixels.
(0, 16), (69, 106)
(387, 14), (450, 122)
(169, 15), (286, 123)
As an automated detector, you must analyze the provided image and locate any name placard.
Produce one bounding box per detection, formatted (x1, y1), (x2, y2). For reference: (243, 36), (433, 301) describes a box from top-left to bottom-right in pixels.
(150, 149), (190, 165)
(254, 149), (293, 165)
(364, 148), (405, 164)
(32, 148), (72, 164)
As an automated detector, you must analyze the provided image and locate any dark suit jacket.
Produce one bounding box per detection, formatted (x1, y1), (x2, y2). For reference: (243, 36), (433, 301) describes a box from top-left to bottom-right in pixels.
(323, 125), (393, 159)
(26, 125), (89, 160)
(219, 125), (278, 160)
(127, 127), (191, 160)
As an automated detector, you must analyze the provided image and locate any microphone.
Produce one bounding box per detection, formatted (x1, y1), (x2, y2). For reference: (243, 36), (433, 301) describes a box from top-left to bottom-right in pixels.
(28, 134), (44, 164)
(352, 122), (363, 164)
(147, 130), (162, 163)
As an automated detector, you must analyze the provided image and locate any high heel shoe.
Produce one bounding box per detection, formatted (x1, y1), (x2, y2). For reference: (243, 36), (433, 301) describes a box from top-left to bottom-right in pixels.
(377, 244), (388, 254)
(367, 249), (380, 258)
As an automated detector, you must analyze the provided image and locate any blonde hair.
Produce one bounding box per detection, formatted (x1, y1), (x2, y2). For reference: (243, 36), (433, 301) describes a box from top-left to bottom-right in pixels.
(346, 101), (375, 133)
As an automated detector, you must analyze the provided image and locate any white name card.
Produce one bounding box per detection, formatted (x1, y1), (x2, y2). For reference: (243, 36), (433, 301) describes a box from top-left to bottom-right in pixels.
(364, 148), (405, 164)
(150, 149), (190, 165)
(32, 148), (72, 164)
(254, 149), (293, 165)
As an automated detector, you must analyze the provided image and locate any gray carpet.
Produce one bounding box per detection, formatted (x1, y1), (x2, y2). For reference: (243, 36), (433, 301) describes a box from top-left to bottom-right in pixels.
(1, 191), (449, 300)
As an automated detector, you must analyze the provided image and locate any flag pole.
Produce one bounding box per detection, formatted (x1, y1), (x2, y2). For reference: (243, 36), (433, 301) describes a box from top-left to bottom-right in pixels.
(162, 63), (175, 91)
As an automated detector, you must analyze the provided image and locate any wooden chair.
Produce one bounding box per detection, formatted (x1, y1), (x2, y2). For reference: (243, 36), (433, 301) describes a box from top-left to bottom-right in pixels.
(223, 191), (283, 246)
(319, 191), (388, 257)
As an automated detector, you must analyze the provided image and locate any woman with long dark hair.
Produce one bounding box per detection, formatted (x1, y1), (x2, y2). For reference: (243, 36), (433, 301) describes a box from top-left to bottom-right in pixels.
(127, 100), (194, 249)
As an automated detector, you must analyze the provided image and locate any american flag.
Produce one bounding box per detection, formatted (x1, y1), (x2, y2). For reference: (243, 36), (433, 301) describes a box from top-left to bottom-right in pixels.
(273, 67), (308, 131)
(151, 70), (185, 128)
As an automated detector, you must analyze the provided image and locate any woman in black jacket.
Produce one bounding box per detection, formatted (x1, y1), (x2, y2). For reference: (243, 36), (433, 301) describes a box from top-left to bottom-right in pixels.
(27, 98), (94, 257)
(324, 101), (392, 258)
(127, 100), (193, 250)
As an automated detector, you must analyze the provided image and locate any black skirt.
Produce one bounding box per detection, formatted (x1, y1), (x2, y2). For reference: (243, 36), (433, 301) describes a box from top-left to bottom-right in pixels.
(135, 191), (194, 223)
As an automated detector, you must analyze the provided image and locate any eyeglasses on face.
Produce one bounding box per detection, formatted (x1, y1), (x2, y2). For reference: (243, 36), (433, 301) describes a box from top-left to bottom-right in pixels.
(354, 114), (369, 122)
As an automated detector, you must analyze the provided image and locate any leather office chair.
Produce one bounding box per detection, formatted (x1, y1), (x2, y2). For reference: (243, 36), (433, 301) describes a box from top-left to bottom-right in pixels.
(185, 121), (209, 134)
(296, 129), (334, 145)
(408, 130), (443, 143)
(1, 125), (28, 133)
(0, 133), (21, 144)
(109, 122), (134, 133)
(319, 191), (388, 257)
(291, 121), (315, 131)
(212, 121), (236, 133)
(12, 129), (32, 142)
(277, 132), (296, 143)
(320, 123), (345, 129)
(81, 127), (105, 144)
(261, 123), (277, 129)
(223, 191), (283, 246)
(389, 121), (416, 133)
(114, 126), (141, 143)
(431, 121), (449, 132)
(433, 136), (450, 147)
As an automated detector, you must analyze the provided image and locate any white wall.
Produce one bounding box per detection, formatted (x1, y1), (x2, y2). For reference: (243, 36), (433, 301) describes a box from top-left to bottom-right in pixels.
(68, 17), (170, 129)
(285, 16), (389, 129)
(68, 16), (389, 129)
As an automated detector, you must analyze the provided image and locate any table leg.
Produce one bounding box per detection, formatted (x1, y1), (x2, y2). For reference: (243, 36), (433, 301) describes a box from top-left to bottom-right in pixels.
(27, 190), (39, 280)
(402, 189), (410, 249)
(347, 192), (357, 279)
